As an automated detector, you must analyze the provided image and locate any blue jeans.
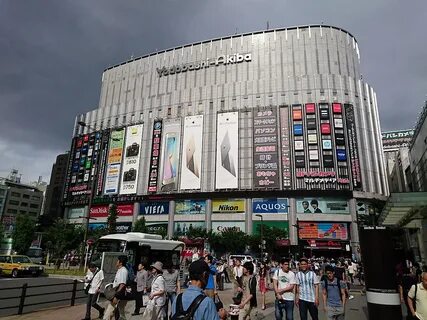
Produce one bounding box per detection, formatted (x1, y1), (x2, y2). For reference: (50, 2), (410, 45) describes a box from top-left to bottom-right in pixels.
(275, 299), (294, 320)
(299, 300), (318, 320)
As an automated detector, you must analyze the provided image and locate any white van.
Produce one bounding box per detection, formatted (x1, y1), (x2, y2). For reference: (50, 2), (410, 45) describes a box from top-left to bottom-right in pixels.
(228, 254), (253, 266)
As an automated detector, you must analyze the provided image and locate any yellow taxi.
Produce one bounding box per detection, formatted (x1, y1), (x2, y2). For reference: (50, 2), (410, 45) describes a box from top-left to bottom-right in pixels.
(0, 254), (44, 278)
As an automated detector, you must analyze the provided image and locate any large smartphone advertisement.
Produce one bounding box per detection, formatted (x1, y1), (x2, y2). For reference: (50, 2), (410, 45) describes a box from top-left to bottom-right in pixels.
(119, 124), (143, 195)
(147, 120), (163, 193)
(215, 112), (239, 189)
(180, 115), (204, 190)
(253, 108), (280, 189)
(159, 120), (181, 192)
(104, 129), (125, 195)
(280, 107), (292, 189)
(298, 222), (349, 240)
(344, 104), (362, 189)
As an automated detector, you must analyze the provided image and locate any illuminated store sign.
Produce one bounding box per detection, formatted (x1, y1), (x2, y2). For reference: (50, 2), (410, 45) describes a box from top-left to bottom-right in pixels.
(156, 53), (252, 77)
(296, 171), (350, 185)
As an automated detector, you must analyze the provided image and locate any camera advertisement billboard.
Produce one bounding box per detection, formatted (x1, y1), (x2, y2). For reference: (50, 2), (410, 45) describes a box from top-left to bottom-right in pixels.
(120, 124), (143, 195)
(296, 198), (349, 214)
(215, 112), (239, 189)
(104, 129), (125, 195)
(298, 222), (349, 240)
(212, 199), (245, 213)
(175, 200), (206, 215)
(147, 120), (163, 193)
(180, 115), (204, 190)
(159, 120), (181, 192)
(253, 108), (280, 189)
(211, 221), (245, 234)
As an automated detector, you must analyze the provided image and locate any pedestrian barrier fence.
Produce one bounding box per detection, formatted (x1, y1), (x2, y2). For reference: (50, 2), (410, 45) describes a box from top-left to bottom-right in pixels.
(0, 280), (85, 315)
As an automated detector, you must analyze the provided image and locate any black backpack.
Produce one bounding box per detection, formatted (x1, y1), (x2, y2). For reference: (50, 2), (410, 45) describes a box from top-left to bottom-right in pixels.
(171, 293), (206, 320)
(323, 278), (343, 301)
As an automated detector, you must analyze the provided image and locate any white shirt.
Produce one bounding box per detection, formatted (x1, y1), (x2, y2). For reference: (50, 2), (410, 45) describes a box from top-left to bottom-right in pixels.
(273, 269), (297, 301)
(347, 264), (355, 274)
(296, 270), (320, 303)
(113, 266), (128, 288)
(88, 269), (104, 294)
(151, 275), (166, 306)
(234, 266), (243, 278)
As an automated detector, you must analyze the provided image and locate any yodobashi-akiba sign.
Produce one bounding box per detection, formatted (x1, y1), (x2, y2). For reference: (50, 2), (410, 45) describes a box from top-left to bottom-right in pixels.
(156, 53), (252, 77)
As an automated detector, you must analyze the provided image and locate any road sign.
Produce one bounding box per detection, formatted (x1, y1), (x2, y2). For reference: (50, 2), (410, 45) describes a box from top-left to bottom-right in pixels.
(86, 239), (95, 246)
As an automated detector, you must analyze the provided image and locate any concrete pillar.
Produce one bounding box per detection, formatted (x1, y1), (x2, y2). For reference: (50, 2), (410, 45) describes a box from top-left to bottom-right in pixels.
(206, 199), (212, 231)
(132, 202), (139, 226)
(246, 198), (253, 235)
(168, 200), (175, 239)
(349, 198), (361, 261)
(288, 197), (297, 245)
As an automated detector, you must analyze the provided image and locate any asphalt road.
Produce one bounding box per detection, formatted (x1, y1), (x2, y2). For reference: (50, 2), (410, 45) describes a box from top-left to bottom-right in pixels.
(0, 276), (86, 317)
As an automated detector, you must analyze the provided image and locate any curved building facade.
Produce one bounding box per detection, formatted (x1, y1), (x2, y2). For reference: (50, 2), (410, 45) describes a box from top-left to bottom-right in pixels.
(64, 25), (388, 258)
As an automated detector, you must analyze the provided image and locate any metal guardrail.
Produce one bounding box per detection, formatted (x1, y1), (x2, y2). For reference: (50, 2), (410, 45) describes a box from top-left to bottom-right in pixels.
(0, 280), (85, 315)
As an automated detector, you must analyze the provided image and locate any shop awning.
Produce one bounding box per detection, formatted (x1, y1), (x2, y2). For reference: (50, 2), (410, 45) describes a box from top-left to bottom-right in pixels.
(378, 192), (427, 227)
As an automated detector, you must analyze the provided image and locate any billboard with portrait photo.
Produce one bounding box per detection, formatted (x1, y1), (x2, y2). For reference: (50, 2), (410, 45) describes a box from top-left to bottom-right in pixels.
(296, 198), (349, 214)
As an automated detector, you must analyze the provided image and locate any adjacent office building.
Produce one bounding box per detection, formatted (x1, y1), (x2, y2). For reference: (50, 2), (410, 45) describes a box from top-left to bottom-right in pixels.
(63, 25), (389, 258)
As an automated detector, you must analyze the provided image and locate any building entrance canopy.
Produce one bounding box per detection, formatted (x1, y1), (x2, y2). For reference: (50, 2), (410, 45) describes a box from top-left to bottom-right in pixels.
(379, 192), (427, 227)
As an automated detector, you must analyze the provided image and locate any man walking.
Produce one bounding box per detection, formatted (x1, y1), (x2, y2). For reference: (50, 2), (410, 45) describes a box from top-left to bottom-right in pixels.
(296, 258), (319, 320)
(204, 255), (217, 298)
(163, 263), (181, 317)
(321, 265), (346, 320)
(238, 261), (258, 320)
(132, 261), (148, 316)
(407, 272), (427, 320)
(103, 255), (128, 320)
(82, 263), (105, 320)
(171, 260), (223, 320)
(273, 258), (296, 320)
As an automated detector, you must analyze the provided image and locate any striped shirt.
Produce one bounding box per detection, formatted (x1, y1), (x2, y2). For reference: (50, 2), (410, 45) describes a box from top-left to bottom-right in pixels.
(296, 270), (319, 302)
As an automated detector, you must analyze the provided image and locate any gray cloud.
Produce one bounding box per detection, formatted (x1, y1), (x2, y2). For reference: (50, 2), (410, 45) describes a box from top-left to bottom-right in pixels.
(0, 0), (426, 182)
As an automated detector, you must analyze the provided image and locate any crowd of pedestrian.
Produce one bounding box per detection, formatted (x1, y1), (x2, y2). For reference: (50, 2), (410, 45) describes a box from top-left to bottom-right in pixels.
(81, 254), (427, 320)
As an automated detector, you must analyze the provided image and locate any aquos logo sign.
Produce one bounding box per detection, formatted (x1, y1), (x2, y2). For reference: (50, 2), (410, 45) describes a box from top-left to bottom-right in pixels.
(252, 198), (289, 214)
(156, 53), (252, 77)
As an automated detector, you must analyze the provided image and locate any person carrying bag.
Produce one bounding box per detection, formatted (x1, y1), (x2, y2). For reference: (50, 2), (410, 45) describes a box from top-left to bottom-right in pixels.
(142, 261), (166, 320)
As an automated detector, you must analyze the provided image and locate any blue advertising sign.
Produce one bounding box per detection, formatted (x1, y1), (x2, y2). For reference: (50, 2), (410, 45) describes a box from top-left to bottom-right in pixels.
(175, 200), (206, 215)
(252, 198), (289, 214)
(139, 201), (169, 215)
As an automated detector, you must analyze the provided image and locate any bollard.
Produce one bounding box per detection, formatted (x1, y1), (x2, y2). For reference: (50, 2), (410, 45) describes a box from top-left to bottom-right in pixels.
(360, 227), (402, 320)
(70, 279), (78, 306)
(18, 283), (28, 315)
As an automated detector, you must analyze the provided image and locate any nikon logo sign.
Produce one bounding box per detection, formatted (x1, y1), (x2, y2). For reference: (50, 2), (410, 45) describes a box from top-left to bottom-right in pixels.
(156, 53), (252, 77)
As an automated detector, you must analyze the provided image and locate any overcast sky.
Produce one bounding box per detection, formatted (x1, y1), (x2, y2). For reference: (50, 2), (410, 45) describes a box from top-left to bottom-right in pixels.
(0, 0), (426, 183)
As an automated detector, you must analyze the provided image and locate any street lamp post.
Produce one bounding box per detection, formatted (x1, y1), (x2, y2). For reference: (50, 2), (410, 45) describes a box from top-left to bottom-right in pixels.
(292, 218), (301, 258)
(255, 214), (265, 261)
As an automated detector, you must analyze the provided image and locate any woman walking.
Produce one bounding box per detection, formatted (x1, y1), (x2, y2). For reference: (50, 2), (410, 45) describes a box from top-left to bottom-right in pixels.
(259, 262), (268, 310)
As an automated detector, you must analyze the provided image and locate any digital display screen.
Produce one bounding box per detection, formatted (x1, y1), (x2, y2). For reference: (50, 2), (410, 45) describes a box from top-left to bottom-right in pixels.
(294, 124), (303, 136)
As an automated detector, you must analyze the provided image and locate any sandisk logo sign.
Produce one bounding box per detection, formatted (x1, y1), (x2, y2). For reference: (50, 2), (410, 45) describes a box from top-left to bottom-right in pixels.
(156, 53), (252, 77)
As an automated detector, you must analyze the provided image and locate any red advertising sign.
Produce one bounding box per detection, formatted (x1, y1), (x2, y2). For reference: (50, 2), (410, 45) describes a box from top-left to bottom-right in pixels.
(90, 204), (133, 217)
(332, 103), (342, 114)
(298, 222), (348, 240)
(305, 103), (315, 114)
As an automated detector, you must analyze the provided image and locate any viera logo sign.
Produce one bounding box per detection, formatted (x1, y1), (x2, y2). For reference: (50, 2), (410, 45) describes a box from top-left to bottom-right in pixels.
(156, 53), (252, 77)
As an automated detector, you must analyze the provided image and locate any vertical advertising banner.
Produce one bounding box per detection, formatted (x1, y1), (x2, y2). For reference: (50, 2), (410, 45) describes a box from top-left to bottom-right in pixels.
(344, 104), (362, 189)
(253, 108), (280, 189)
(280, 106), (292, 188)
(95, 129), (110, 196)
(63, 137), (77, 201)
(215, 112), (239, 189)
(148, 120), (163, 193)
(104, 129), (125, 195)
(180, 115), (204, 190)
(159, 120), (181, 192)
(120, 124), (143, 195)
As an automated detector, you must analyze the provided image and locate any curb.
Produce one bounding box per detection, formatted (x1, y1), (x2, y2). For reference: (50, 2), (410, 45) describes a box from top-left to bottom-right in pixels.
(47, 274), (85, 280)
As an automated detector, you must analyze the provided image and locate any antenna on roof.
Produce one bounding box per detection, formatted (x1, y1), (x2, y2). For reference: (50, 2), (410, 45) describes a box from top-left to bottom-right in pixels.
(267, 21), (270, 30)
(235, 27), (238, 35)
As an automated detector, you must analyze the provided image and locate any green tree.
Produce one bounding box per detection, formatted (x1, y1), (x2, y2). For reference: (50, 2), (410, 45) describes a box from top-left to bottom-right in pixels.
(107, 204), (118, 234)
(12, 215), (36, 254)
(133, 217), (148, 233)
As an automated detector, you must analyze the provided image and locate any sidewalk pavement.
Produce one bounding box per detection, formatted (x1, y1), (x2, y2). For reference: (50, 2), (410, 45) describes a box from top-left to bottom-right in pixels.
(0, 283), (368, 320)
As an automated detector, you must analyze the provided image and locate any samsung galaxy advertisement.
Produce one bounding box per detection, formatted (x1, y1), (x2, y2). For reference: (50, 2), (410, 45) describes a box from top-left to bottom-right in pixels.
(159, 120), (181, 192)
(252, 198), (289, 214)
(104, 129), (125, 195)
(120, 124), (143, 195)
(296, 198), (349, 214)
(175, 200), (206, 215)
(298, 222), (349, 240)
(148, 120), (163, 193)
(253, 108), (280, 189)
(215, 112), (239, 189)
(180, 115), (204, 190)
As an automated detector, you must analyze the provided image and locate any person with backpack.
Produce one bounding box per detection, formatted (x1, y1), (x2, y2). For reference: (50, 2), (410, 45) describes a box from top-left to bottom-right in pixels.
(237, 261), (258, 320)
(142, 261), (166, 320)
(295, 257), (319, 320)
(321, 265), (346, 320)
(171, 259), (222, 320)
(82, 263), (105, 320)
(407, 271), (427, 320)
(103, 255), (129, 320)
(272, 258), (296, 320)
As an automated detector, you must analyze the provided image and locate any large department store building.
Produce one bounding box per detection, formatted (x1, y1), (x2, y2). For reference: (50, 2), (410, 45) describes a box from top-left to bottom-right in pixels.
(63, 25), (388, 259)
